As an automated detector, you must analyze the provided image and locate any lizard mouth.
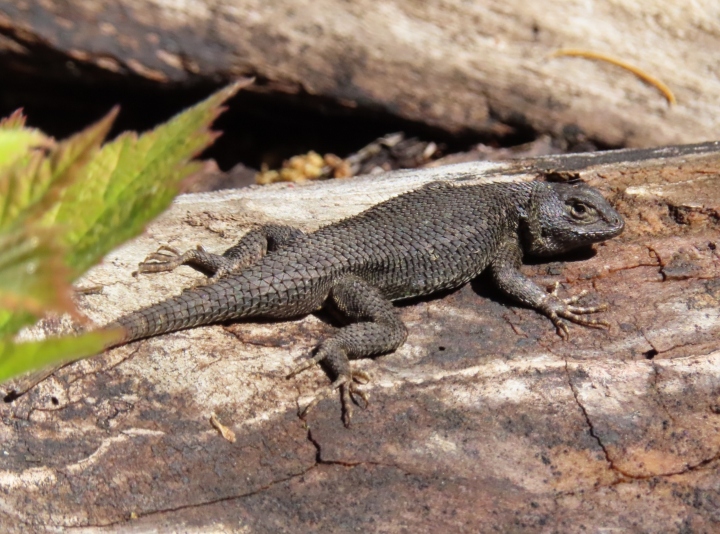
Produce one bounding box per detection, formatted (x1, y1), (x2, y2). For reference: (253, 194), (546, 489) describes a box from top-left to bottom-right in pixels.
(603, 213), (625, 237)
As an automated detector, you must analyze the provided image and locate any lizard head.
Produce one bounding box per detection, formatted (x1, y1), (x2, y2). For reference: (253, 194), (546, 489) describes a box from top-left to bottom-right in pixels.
(523, 182), (624, 256)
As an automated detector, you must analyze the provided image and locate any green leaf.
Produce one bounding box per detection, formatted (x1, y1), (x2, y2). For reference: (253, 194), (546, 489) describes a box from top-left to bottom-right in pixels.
(0, 111), (116, 335)
(0, 109), (116, 231)
(0, 227), (73, 336)
(0, 109), (29, 130)
(0, 130), (51, 170)
(0, 109), (50, 170)
(0, 80), (252, 385)
(0, 329), (120, 383)
(0, 111), (115, 337)
(43, 80), (250, 274)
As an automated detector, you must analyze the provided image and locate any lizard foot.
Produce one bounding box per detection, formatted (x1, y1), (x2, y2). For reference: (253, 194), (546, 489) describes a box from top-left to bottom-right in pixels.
(287, 351), (371, 426)
(299, 371), (370, 427)
(545, 283), (610, 339)
(137, 245), (205, 274)
(137, 245), (235, 281)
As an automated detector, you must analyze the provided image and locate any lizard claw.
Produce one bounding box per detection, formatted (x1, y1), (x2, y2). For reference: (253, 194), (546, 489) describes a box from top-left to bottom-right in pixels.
(286, 352), (325, 378)
(298, 371), (371, 427)
(137, 245), (204, 274)
(544, 284), (611, 339)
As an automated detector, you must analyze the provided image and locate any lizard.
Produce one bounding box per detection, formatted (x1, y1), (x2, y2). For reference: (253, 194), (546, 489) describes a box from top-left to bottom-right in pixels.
(106, 178), (624, 425)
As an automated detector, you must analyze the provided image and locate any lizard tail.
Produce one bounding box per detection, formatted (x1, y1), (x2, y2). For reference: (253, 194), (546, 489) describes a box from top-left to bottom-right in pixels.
(106, 280), (249, 346)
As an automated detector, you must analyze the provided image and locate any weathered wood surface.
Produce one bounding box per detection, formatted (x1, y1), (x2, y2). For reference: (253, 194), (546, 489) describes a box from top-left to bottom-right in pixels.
(1, 1), (719, 147)
(1, 143), (719, 531)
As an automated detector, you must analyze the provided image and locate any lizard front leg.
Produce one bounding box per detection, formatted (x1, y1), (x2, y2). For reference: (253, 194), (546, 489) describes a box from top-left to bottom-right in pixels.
(489, 240), (609, 339)
(137, 223), (305, 278)
(287, 276), (407, 426)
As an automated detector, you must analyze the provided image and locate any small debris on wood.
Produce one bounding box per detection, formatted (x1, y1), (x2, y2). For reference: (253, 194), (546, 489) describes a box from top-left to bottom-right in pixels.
(255, 132), (439, 184)
(74, 285), (103, 295)
(256, 150), (347, 184)
(347, 132), (439, 175)
(550, 49), (676, 105)
(210, 412), (236, 443)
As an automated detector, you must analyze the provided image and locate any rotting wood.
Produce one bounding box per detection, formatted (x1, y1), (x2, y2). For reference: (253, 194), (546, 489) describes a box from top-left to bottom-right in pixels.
(1, 142), (719, 531)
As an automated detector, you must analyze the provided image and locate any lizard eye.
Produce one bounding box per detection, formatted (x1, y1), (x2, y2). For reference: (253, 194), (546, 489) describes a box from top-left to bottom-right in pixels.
(568, 201), (595, 220)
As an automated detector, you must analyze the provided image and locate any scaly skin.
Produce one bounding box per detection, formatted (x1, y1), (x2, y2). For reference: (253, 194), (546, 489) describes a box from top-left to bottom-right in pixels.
(108, 180), (624, 425)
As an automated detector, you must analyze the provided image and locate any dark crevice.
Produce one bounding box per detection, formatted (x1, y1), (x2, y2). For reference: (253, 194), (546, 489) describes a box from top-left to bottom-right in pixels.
(306, 426), (361, 467)
(0, 29), (597, 174)
(224, 336), (290, 349)
(667, 204), (720, 227)
(639, 328), (714, 360)
(563, 357), (720, 486)
(306, 425), (419, 475)
(63, 447), (420, 530)
(606, 261), (661, 274)
(307, 427), (323, 464)
(3, 390), (21, 403)
(668, 205), (692, 226)
(555, 453), (720, 500)
(96, 346), (142, 375)
(63, 419), (407, 529)
(0, 51), (491, 173)
(563, 359), (623, 481)
(66, 465), (319, 529)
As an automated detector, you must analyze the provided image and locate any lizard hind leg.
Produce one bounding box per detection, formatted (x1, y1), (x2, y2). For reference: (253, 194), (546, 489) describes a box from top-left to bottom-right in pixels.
(136, 223), (305, 278)
(289, 276), (408, 427)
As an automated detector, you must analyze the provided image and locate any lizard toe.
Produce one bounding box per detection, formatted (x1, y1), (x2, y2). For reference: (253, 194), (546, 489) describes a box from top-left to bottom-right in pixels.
(286, 352), (325, 379)
(298, 371), (371, 426)
(340, 377), (372, 426)
(298, 375), (348, 420)
(558, 309), (610, 329)
(542, 286), (611, 339)
(137, 246), (185, 274)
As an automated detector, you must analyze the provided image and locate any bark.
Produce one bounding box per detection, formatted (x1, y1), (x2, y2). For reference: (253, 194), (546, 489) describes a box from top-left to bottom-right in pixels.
(1, 143), (719, 531)
(1, 1), (719, 147)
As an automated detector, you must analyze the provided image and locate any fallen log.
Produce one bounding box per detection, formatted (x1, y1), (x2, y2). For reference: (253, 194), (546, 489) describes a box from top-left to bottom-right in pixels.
(1, 142), (719, 531)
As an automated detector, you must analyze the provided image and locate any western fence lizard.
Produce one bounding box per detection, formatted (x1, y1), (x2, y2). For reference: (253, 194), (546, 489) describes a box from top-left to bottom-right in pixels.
(107, 179), (624, 425)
